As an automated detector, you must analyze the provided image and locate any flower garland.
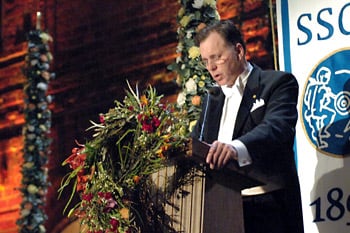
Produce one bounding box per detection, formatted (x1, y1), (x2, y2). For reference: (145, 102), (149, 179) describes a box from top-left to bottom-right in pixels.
(168, 0), (220, 126)
(59, 83), (190, 233)
(60, 1), (220, 232)
(17, 30), (54, 233)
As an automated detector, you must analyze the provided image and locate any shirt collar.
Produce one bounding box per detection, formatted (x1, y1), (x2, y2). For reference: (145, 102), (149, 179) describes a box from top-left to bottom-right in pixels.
(221, 62), (253, 97)
(238, 62), (253, 90)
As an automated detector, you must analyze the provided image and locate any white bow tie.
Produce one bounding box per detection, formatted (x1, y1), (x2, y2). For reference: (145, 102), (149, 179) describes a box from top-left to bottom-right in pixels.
(221, 86), (235, 97)
(221, 84), (243, 98)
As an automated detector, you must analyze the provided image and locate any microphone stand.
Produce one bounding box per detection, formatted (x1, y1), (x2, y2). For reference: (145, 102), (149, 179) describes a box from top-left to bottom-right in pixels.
(199, 87), (220, 141)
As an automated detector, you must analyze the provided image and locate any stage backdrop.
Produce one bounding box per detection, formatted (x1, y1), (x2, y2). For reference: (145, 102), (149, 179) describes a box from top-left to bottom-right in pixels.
(276, 1), (350, 232)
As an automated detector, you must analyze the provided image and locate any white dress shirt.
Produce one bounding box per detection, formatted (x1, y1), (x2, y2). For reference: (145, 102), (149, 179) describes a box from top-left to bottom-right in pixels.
(217, 63), (253, 167)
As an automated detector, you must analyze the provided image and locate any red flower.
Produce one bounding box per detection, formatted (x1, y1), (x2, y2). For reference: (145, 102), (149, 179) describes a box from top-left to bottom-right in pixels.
(64, 145), (87, 171)
(77, 174), (90, 192)
(110, 218), (120, 232)
(97, 192), (105, 198)
(137, 113), (143, 121)
(137, 113), (161, 133)
(104, 192), (113, 199)
(98, 191), (113, 199)
(99, 114), (105, 124)
(63, 142), (92, 192)
(82, 193), (94, 202)
(152, 116), (161, 128)
(142, 122), (153, 132)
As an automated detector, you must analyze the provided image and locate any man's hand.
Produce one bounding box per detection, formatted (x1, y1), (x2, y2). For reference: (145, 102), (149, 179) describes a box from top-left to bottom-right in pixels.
(206, 140), (238, 169)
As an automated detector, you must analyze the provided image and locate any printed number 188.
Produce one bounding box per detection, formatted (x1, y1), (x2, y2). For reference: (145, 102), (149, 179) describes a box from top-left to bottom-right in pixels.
(310, 187), (350, 225)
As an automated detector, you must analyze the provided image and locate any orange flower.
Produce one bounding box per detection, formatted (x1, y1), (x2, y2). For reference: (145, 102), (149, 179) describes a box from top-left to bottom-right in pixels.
(140, 95), (148, 106)
(196, 23), (207, 32)
(156, 148), (164, 158)
(156, 144), (170, 159)
(120, 207), (129, 219)
(64, 146), (87, 171)
(73, 208), (86, 218)
(191, 95), (201, 106)
(133, 175), (141, 184)
(76, 175), (90, 192)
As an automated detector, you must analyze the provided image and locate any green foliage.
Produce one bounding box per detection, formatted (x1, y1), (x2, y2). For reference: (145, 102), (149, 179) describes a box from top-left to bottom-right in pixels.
(59, 83), (190, 232)
(168, 0), (220, 123)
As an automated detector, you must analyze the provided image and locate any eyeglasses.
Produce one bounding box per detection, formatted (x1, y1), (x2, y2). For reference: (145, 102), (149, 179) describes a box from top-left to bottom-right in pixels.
(200, 55), (228, 68)
(199, 45), (237, 68)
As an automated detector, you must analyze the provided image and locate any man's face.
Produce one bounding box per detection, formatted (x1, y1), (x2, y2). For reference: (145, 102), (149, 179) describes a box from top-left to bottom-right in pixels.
(199, 32), (244, 87)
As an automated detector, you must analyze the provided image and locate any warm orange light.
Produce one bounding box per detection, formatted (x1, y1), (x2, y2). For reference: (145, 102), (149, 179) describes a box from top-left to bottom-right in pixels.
(7, 113), (17, 121)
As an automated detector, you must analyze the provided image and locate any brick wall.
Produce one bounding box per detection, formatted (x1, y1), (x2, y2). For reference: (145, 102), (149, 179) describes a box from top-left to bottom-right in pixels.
(0, 0), (275, 232)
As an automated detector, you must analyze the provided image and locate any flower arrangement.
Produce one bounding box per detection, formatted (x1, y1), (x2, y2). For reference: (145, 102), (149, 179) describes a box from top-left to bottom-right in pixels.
(168, 0), (220, 124)
(17, 29), (54, 233)
(60, 1), (221, 232)
(59, 83), (190, 233)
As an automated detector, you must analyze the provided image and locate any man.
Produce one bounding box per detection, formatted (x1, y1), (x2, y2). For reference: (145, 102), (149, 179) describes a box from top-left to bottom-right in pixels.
(191, 20), (304, 233)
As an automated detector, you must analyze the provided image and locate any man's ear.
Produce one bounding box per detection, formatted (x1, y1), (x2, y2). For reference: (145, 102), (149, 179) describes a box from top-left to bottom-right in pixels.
(236, 43), (244, 59)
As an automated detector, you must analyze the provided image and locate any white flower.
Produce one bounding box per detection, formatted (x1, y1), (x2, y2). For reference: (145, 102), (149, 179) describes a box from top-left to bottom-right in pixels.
(39, 224), (46, 233)
(189, 120), (198, 132)
(185, 78), (197, 93)
(40, 32), (53, 43)
(176, 42), (183, 53)
(192, 0), (204, 9)
(37, 82), (48, 91)
(215, 10), (221, 19)
(176, 56), (182, 63)
(186, 30), (194, 39)
(177, 92), (186, 106)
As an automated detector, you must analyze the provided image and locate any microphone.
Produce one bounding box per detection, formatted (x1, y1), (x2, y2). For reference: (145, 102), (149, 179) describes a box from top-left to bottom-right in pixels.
(208, 86), (220, 96)
(199, 86), (220, 141)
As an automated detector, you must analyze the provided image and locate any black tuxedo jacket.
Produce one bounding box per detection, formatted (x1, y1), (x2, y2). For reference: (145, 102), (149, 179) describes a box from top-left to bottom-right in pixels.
(191, 64), (304, 232)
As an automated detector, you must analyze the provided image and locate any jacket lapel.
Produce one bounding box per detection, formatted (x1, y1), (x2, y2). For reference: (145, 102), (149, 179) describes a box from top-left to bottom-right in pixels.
(205, 89), (225, 143)
(233, 65), (261, 138)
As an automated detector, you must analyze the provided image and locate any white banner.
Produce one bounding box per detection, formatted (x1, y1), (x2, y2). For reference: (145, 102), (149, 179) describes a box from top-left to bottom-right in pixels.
(276, 1), (350, 232)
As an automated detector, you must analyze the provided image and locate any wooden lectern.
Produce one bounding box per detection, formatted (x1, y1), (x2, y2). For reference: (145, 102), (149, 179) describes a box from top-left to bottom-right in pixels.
(191, 138), (277, 233)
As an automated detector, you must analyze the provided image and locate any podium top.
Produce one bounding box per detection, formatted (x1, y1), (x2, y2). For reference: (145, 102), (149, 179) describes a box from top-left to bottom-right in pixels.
(190, 137), (283, 191)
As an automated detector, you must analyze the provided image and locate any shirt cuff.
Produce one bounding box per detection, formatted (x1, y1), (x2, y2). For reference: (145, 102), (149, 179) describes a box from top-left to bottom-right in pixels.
(231, 139), (252, 167)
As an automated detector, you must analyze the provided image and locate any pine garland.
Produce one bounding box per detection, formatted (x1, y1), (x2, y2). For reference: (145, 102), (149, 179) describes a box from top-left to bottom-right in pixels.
(17, 29), (54, 233)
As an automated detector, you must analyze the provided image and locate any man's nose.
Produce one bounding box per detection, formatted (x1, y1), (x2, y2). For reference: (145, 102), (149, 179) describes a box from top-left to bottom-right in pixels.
(206, 61), (217, 71)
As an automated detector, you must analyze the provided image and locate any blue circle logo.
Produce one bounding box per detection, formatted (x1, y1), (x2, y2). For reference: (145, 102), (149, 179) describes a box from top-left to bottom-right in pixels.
(301, 49), (350, 157)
